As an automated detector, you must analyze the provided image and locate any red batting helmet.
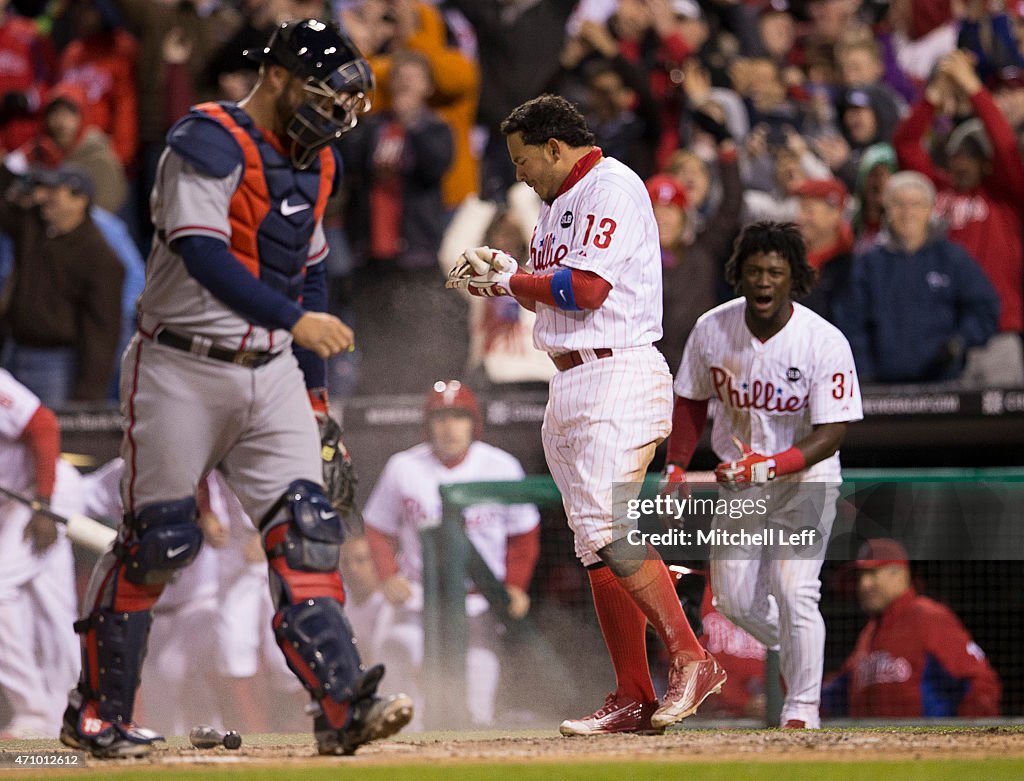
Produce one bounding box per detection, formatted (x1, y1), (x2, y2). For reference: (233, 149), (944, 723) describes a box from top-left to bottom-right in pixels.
(423, 380), (482, 439)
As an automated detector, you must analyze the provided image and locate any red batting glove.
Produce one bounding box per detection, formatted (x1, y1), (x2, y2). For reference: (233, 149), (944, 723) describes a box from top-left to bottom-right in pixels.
(658, 463), (690, 499)
(715, 438), (807, 488)
(715, 439), (776, 488)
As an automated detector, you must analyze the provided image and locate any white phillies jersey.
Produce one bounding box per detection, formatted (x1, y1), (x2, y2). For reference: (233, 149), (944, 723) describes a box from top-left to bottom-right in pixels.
(675, 299), (863, 481)
(0, 369), (43, 494)
(136, 150), (328, 352)
(527, 154), (663, 353)
(363, 441), (540, 585)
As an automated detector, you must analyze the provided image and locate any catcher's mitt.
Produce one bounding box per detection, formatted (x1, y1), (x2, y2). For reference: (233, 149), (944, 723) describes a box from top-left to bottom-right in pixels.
(318, 414), (362, 535)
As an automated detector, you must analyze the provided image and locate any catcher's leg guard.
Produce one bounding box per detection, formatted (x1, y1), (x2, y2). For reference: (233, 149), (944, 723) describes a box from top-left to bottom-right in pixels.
(63, 498), (199, 756)
(262, 480), (363, 728)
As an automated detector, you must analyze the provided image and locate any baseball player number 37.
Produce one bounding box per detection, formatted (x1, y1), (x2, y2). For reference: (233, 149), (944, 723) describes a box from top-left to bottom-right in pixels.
(664, 220), (863, 729)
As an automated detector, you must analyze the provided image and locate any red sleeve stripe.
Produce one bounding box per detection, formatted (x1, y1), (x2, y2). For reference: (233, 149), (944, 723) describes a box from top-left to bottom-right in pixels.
(307, 244), (329, 263)
(166, 225), (230, 242)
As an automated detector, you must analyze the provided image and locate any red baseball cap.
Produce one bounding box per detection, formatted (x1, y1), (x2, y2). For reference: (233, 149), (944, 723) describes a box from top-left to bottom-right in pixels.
(646, 174), (689, 210)
(423, 379), (482, 439)
(855, 538), (909, 569)
(794, 177), (848, 209)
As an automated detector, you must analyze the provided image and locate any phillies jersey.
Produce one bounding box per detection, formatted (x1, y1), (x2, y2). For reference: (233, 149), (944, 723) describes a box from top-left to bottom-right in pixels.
(363, 441), (540, 585)
(828, 589), (1001, 717)
(527, 154), (663, 353)
(0, 369), (43, 494)
(675, 299), (863, 481)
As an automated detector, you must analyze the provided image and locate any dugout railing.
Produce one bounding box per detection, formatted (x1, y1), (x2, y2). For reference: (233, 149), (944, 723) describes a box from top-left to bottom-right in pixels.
(422, 468), (1024, 730)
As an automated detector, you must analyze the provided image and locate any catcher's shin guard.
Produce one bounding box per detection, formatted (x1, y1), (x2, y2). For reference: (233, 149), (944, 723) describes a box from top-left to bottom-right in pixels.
(263, 480), (368, 729)
(74, 607), (155, 722)
(73, 498), (199, 722)
(273, 597), (364, 727)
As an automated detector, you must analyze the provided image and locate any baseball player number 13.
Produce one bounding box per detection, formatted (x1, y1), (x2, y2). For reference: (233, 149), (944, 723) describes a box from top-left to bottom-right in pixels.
(581, 215), (617, 248)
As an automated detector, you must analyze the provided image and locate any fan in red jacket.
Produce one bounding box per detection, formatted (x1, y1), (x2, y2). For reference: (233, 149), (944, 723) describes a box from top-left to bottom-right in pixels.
(893, 49), (1024, 385)
(0, 3), (57, 153)
(57, 0), (138, 167)
(822, 539), (1001, 719)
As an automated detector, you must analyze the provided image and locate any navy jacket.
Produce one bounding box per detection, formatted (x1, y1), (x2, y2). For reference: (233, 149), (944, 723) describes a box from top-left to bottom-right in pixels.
(835, 232), (1000, 382)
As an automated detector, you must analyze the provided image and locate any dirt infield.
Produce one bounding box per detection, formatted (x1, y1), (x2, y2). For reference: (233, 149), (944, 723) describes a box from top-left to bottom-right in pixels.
(10, 725), (1021, 770)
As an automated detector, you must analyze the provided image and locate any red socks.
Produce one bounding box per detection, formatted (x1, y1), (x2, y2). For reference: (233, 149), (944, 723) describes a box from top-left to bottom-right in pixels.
(588, 566), (656, 703)
(615, 558), (704, 663)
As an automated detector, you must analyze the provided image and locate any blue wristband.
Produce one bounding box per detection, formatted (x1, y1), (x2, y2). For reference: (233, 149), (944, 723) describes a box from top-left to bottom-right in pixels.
(550, 267), (580, 311)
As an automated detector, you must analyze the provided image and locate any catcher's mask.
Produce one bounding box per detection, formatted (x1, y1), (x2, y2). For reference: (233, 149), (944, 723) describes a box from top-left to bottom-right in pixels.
(423, 380), (482, 440)
(246, 18), (374, 169)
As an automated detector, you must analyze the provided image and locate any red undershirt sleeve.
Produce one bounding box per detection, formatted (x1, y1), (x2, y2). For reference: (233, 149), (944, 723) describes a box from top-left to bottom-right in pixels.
(505, 526), (541, 591)
(666, 396), (708, 467)
(365, 525), (401, 580)
(18, 405), (60, 500)
(508, 269), (612, 309)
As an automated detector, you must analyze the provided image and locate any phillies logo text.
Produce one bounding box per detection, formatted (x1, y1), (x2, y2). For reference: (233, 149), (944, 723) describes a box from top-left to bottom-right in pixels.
(531, 232), (569, 272)
(710, 367), (808, 412)
(854, 651), (912, 690)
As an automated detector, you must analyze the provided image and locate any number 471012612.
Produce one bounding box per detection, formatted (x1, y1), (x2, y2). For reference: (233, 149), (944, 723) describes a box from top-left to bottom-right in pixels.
(1, 752), (83, 766)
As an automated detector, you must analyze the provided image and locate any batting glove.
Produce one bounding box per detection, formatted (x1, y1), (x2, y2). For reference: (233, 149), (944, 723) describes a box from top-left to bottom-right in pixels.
(445, 268), (514, 297)
(446, 246), (522, 297)
(657, 463), (689, 530)
(658, 463), (690, 499)
(715, 438), (776, 489)
(448, 246), (519, 280)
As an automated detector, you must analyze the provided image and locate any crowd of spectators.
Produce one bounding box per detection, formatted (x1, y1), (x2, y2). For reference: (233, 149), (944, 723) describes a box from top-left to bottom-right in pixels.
(1, 0), (1024, 402)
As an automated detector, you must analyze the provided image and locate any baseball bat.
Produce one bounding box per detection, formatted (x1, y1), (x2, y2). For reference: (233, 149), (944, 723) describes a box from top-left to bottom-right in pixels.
(189, 725), (242, 750)
(0, 484), (117, 555)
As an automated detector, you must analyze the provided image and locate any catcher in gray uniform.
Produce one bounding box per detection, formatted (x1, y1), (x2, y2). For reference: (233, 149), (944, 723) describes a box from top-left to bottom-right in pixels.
(61, 18), (411, 758)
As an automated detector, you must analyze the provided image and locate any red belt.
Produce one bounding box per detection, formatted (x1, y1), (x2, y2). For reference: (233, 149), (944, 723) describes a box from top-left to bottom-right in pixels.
(550, 348), (613, 371)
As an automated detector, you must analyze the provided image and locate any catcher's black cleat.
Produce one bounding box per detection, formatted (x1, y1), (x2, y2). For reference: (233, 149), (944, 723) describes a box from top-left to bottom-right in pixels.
(314, 665), (413, 756)
(315, 692), (414, 755)
(59, 690), (164, 758)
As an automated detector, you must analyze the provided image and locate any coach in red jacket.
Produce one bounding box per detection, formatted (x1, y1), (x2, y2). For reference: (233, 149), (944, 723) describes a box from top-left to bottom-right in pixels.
(822, 539), (1001, 719)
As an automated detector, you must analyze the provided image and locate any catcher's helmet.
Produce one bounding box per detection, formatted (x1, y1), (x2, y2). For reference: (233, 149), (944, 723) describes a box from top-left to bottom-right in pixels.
(424, 380), (482, 439)
(245, 18), (374, 169)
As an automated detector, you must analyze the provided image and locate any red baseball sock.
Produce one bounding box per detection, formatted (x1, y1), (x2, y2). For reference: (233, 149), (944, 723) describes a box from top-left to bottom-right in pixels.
(588, 566), (656, 703)
(615, 557), (704, 663)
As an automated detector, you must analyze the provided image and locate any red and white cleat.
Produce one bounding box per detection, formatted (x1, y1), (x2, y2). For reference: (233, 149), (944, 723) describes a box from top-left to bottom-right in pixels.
(59, 691), (164, 759)
(650, 653), (727, 729)
(559, 694), (664, 736)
